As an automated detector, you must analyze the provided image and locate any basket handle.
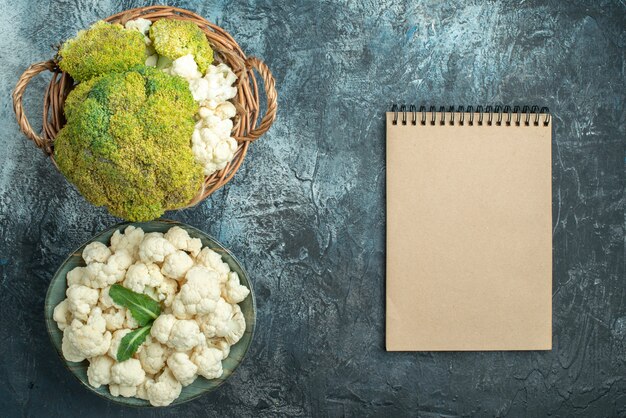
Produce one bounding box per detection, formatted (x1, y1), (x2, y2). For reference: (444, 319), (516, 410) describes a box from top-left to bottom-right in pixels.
(240, 57), (277, 142)
(13, 60), (58, 154)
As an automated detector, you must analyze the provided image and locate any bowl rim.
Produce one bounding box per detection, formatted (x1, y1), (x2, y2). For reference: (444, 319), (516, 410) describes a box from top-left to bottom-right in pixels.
(44, 219), (256, 408)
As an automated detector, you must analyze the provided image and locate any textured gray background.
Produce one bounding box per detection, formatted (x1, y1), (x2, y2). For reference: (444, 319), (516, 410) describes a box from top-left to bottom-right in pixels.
(0, 0), (624, 416)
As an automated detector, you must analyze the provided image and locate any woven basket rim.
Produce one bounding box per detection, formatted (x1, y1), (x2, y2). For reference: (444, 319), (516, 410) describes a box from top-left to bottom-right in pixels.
(12, 5), (277, 211)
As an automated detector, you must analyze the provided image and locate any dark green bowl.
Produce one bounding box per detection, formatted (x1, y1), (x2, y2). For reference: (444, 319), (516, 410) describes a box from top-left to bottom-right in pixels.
(44, 220), (256, 407)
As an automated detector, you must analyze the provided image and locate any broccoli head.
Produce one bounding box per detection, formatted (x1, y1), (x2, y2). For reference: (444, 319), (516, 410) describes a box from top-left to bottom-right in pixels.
(55, 66), (204, 221)
(59, 21), (146, 82)
(149, 19), (213, 74)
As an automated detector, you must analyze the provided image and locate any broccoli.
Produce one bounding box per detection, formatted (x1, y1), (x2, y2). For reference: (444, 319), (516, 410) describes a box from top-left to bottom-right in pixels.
(55, 66), (204, 221)
(149, 19), (213, 74)
(59, 21), (146, 82)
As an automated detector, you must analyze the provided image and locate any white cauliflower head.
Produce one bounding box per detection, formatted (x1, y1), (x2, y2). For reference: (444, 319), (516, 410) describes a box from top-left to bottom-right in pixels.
(171, 266), (221, 319)
(221, 271), (250, 304)
(53, 299), (72, 331)
(166, 352), (198, 386)
(87, 355), (114, 388)
(146, 367), (182, 407)
(61, 328), (86, 363)
(111, 358), (146, 387)
(195, 248), (231, 282)
(191, 345), (223, 380)
(161, 250), (194, 280)
(150, 314), (177, 345)
(206, 338), (231, 360)
(167, 54), (202, 80)
(66, 284), (99, 321)
(110, 226), (145, 258)
(82, 241), (112, 264)
(108, 328), (132, 359)
(102, 307), (126, 332)
(83, 250), (133, 289)
(123, 262), (164, 293)
(204, 63), (238, 102)
(164, 226), (202, 256)
(198, 299), (246, 345)
(109, 384), (138, 398)
(66, 310), (112, 359)
(156, 278), (178, 307)
(139, 234), (176, 264)
(66, 266), (86, 287)
(139, 337), (170, 375)
(168, 319), (204, 352)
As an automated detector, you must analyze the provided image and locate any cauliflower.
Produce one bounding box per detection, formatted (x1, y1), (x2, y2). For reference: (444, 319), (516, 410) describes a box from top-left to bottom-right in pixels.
(171, 266), (221, 319)
(166, 54), (202, 81)
(167, 352), (198, 386)
(149, 19), (213, 73)
(161, 250), (194, 280)
(108, 328), (132, 359)
(221, 272), (250, 304)
(139, 337), (170, 375)
(168, 319), (204, 351)
(66, 266), (86, 286)
(195, 248), (230, 282)
(83, 250), (133, 289)
(58, 21), (146, 82)
(54, 66), (203, 221)
(123, 262), (164, 293)
(206, 338), (230, 360)
(150, 314), (177, 345)
(164, 226), (202, 256)
(125, 18), (152, 45)
(110, 226), (145, 258)
(146, 367), (182, 407)
(191, 122), (238, 175)
(102, 307), (126, 331)
(82, 242), (112, 264)
(136, 377), (154, 400)
(125, 309), (139, 329)
(156, 278), (178, 307)
(191, 345), (223, 379)
(98, 286), (118, 309)
(87, 355), (114, 388)
(139, 234), (176, 264)
(61, 328), (86, 363)
(110, 384), (138, 398)
(66, 284), (99, 321)
(198, 298), (245, 345)
(53, 299), (72, 331)
(203, 64), (238, 103)
(66, 312), (112, 358)
(111, 358), (146, 387)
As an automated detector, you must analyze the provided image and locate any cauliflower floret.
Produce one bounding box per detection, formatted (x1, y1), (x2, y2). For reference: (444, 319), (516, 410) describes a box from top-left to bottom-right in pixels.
(108, 328), (132, 359)
(161, 250), (194, 280)
(191, 126), (238, 175)
(87, 355), (114, 388)
(136, 376), (155, 400)
(53, 299), (72, 331)
(146, 367), (182, 407)
(110, 226), (145, 258)
(191, 345), (223, 380)
(82, 241), (112, 264)
(156, 278), (178, 307)
(195, 248), (230, 282)
(198, 299), (246, 345)
(139, 234), (176, 264)
(83, 250), (133, 289)
(171, 266), (221, 319)
(66, 266), (86, 286)
(168, 319), (203, 351)
(206, 338), (230, 360)
(166, 54), (202, 80)
(189, 77), (210, 101)
(199, 101), (237, 120)
(123, 262), (164, 293)
(125, 18), (152, 45)
(139, 337), (170, 375)
(222, 272), (250, 304)
(150, 314), (177, 345)
(102, 307), (126, 331)
(98, 286), (118, 309)
(125, 309), (139, 329)
(166, 352), (198, 386)
(164, 226), (202, 256)
(110, 384), (138, 398)
(111, 358), (146, 387)
(66, 311), (112, 358)
(61, 328), (86, 362)
(204, 63), (238, 102)
(66, 284), (99, 321)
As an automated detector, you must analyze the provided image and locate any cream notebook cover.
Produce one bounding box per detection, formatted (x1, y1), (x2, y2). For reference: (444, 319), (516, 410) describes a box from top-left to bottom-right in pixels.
(386, 106), (552, 351)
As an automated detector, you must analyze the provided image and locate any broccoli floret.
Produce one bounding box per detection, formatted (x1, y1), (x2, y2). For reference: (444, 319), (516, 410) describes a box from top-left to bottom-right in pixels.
(149, 19), (213, 74)
(55, 66), (204, 221)
(59, 21), (146, 82)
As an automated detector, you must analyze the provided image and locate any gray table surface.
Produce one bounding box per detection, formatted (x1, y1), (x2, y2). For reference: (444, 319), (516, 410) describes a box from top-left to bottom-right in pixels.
(1, 0), (624, 416)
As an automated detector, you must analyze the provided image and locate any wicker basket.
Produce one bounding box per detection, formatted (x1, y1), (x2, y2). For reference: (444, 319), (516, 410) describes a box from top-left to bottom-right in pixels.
(12, 6), (277, 207)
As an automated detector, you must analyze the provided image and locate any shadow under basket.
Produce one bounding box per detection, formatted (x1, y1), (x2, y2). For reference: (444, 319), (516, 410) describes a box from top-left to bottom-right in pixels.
(12, 5), (277, 207)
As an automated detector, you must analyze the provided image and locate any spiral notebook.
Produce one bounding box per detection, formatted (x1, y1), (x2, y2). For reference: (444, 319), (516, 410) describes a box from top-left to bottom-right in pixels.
(386, 105), (552, 351)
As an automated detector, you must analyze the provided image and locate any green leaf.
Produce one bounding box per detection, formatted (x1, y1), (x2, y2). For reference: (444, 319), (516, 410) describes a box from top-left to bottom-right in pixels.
(117, 324), (151, 362)
(109, 284), (161, 326)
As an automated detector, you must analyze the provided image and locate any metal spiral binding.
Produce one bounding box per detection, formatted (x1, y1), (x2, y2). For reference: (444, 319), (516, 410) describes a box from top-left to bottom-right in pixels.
(390, 104), (550, 126)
